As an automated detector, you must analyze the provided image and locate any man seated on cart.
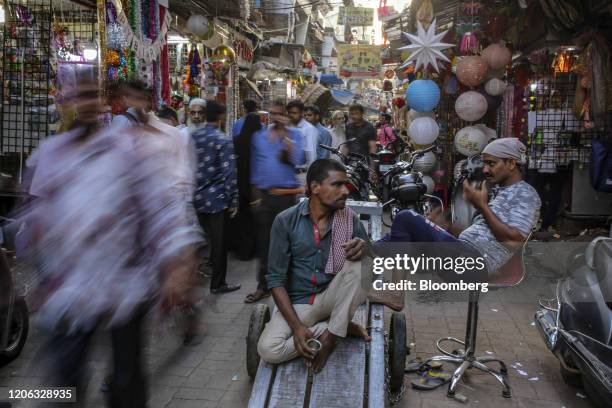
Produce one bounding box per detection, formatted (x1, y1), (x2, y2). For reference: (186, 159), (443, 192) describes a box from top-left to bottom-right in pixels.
(258, 158), (371, 373)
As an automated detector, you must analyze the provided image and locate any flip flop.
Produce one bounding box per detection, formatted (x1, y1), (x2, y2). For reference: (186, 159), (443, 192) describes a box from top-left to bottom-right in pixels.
(411, 370), (451, 391)
(244, 290), (271, 303)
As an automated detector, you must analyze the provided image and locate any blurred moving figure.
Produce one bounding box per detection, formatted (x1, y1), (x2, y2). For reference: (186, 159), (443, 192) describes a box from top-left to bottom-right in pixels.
(304, 105), (332, 159)
(157, 107), (179, 127)
(192, 102), (241, 295)
(20, 78), (202, 407)
(232, 99), (257, 139)
(329, 111), (347, 155)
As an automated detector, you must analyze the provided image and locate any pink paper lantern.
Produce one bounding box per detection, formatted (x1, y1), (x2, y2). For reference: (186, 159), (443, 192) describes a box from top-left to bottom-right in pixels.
(482, 43), (512, 70)
(456, 56), (488, 87)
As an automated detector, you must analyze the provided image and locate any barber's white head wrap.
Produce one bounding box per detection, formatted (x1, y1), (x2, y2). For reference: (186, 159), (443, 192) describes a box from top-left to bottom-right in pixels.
(188, 98), (206, 109)
(482, 138), (527, 164)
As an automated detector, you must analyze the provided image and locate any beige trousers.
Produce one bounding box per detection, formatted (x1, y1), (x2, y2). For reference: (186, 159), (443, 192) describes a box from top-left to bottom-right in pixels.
(257, 261), (367, 364)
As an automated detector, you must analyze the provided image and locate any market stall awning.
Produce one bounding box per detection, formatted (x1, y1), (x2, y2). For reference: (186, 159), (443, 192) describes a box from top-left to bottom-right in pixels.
(319, 74), (344, 86)
(330, 89), (354, 106)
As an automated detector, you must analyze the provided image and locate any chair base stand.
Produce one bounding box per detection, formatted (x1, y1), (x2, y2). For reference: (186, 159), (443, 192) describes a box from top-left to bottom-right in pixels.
(425, 341), (512, 399)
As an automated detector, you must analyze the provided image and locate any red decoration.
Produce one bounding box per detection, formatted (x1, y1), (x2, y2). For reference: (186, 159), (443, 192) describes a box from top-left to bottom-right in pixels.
(392, 97), (406, 108)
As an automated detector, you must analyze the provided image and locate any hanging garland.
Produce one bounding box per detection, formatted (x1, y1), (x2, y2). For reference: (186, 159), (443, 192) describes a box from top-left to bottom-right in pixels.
(110, 0), (170, 64)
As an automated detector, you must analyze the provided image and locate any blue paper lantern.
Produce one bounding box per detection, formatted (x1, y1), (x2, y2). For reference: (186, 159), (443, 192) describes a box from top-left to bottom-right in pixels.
(405, 79), (440, 112)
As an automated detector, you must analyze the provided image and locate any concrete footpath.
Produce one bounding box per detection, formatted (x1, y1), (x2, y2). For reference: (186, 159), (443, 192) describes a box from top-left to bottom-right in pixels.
(0, 253), (597, 408)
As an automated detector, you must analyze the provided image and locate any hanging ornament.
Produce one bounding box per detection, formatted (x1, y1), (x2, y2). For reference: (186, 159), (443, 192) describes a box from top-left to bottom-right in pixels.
(397, 19), (454, 73)
(105, 50), (121, 67)
(482, 43), (512, 70)
(459, 32), (479, 55)
(409, 117), (439, 145)
(186, 15), (209, 37)
(212, 45), (236, 64)
(553, 51), (571, 73)
(454, 126), (488, 156)
(413, 151), (437, 172)
(416, 0), (434, 30)
(384, 69), (395, 79)
(392, 97), (406, 108)
(405, 79), (440, 112)
(422, 175), (435, 194)
(484, 78), (507, 96)
(456, 56), (488, 87)
(455, 91), (488, 122)
(106, 22), (125, 49)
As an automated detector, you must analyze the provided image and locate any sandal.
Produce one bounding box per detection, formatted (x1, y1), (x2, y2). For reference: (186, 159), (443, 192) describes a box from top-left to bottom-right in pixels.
(411, 370), (451, 391)
(244, 290), (271, 303)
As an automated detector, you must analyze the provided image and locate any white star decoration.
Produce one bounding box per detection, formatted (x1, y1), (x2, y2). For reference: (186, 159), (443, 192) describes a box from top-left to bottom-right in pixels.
(398, 19), (454, 73)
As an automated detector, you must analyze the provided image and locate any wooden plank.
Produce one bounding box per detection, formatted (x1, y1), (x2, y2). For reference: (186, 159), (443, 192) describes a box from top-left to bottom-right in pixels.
(368, 303), (385, 408)
(248, 361), (275, 408)
(308, 305), (368, 408)
(268, 359), (309, 408)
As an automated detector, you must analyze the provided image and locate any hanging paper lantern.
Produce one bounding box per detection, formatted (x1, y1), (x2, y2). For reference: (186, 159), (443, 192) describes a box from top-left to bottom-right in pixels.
(413, 151), (437, 173)
(405, 79), (440, 112)
(454, 126), (488, 156)
(409, 117), (439, 145)
(187, 15), (210, 37)
(481, 44), (511, 70)
(422, 175), (435, 194)
(484, 78), (507, 96)
(455, 91), (488, 122)
(456, 56), (488, 87)
(459, 32), (478, 55)
(392, 97), (406, 108)
(212, 45), (236, 64)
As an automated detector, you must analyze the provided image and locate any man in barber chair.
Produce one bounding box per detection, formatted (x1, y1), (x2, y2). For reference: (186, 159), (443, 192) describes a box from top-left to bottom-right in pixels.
(381, 138), (541, 279)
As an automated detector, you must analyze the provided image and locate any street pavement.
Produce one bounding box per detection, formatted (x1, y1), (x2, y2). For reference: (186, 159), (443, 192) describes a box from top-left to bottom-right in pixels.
(0, 252), (597, 408)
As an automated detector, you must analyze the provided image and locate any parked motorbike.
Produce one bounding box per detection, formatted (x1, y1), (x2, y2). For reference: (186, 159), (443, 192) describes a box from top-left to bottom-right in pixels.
(319, 139), (377, 201)
(375, 138), (407, 202)
(0, 221), (29, 367)
(534, 237), (612, 408)
(380, 145), (441, 218)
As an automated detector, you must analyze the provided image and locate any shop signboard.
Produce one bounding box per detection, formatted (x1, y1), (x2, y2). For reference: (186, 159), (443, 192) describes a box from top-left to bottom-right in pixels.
(337, 44), (381, 78)
(338, 6), (374, 26)
(232, 32), (254, 69)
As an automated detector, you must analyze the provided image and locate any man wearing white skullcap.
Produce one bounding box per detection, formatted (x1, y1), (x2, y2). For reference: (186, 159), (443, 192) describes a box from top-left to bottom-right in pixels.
(378, 137), (541, 278)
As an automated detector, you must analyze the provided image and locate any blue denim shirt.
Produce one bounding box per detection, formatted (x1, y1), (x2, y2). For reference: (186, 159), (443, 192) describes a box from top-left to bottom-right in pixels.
(315, 123), (333, 159)
(250, 126), (305, 189)
(192, 124), (238, 214)
(266, 199), (369, 304)
(232, 116), (245, 139)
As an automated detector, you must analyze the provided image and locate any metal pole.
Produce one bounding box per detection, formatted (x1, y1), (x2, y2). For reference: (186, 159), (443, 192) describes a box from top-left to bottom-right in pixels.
(18, 49), (25, 185)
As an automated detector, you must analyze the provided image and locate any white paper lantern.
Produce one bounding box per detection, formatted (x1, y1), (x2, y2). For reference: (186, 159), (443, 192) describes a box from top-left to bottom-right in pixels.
(485, 78), (507, 96)
(422, 175), (435, 194)
(409, 117), (439, 145)
(187, 15), (209, 37)
(455, 91), (488, 122)
(413, 151), (437, 173)
(454, 126), (488, 156)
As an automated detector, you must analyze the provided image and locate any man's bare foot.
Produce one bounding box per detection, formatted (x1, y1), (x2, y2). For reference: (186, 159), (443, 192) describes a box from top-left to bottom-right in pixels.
(348, 322), (372, 342)
(310, 330), (337, 373)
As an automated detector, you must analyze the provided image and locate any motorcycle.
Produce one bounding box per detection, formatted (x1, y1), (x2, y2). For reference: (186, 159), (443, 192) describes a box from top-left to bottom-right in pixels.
(319, 139), (377, 201)
(0, 220), (29, 367)
(375, 138), (407, 202)
(380, 145), (442, 219)
(534, 237), (612, 408)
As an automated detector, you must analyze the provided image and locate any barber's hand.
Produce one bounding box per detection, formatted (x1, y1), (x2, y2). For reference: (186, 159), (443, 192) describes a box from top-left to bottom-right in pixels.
(463, 179), (488, 210)
(227, 207), (238, 218)
(343, 238), (366, 261)
(293, 325), (315, 360)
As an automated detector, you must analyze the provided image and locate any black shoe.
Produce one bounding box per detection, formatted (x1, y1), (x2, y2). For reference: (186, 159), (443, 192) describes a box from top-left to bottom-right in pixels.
(211, 283), (241, 294)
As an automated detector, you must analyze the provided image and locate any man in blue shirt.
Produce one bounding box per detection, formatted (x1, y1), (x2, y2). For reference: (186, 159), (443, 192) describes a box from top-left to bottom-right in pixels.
(304, 105), (332, 159)
(232, 99), (257, 139)
(193, 101), (241, 294)
(244, 100), (306, 303)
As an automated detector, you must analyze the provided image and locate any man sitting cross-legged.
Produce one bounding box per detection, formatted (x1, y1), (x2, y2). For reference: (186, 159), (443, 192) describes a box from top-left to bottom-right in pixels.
(257, 158), (371, 372)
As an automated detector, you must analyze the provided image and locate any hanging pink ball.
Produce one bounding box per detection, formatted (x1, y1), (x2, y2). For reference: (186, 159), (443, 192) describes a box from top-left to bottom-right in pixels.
(455, 91), (488, 122)
(456, 56), (489, 87)
(482, 43), (512, 70)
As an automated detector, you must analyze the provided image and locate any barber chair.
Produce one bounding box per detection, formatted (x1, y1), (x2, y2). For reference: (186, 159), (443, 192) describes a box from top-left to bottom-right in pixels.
(423, 239), (531, 399)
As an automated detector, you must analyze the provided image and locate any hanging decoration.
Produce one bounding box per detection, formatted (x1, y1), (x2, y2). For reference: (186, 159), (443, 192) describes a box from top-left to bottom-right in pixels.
(454, 126), (488, 156)
(422, 175), (435, 194)
(416, 0), (434, 30)
(405, 79), (440, 112)
(409, 116), (439, 145)
(413, 151), (437, 172)
(187, 14), (214, 38)
(456, 56), (488, 86)
(397, 19), (453, 73)
(481, 43), (512, 70)
(553, 51), (571, 74)
(484, 78), (507, 96)
(209, 44), (236, 83)
(108, 0), (170, 64)
(455, 91), (488, 122)
(459, 32), (479, 55)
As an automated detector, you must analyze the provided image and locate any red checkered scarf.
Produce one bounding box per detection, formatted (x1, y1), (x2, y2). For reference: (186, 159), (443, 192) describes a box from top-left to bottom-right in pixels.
(325, 207), (354, 274)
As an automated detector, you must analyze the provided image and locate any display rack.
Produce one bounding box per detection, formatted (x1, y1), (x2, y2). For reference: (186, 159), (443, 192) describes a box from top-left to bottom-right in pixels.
(0, 0), (52, 187)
